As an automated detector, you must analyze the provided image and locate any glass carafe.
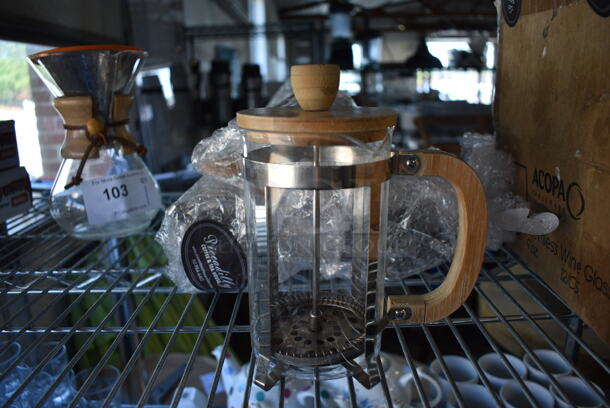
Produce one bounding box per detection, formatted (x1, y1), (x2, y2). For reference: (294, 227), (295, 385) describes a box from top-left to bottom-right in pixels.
(50, 143), (159, 239)
(28, 45), (161, 239)
(236, 65), (488, 390)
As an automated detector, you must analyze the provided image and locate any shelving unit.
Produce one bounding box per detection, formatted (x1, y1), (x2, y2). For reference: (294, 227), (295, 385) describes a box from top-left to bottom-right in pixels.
(0, 195), (608, 407)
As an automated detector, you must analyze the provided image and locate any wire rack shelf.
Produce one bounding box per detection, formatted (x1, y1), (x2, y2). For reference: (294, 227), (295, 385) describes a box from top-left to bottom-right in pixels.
(0, 195), (608, 408)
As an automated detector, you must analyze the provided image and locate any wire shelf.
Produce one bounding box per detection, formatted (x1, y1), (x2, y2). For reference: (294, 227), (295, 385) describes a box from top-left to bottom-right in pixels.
(0, 195), (608, 408)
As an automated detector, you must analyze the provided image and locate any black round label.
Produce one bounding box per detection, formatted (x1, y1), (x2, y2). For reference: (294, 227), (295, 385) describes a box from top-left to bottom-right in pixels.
(587, 0), (609, 17)
(503, 0), (521, 26)
(180, 220), (247, 292)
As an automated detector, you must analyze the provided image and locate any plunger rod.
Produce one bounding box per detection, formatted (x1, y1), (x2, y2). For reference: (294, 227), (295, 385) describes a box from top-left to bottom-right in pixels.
(310, 146), (322, 332)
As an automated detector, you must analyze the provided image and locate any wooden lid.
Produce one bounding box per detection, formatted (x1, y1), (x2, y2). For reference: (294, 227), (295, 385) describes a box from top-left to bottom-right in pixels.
(236, 64), (397, 138)
(237, 106), (396, 133)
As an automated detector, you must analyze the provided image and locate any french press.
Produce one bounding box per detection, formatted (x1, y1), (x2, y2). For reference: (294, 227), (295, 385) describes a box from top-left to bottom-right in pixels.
(236, 65), (487, 390)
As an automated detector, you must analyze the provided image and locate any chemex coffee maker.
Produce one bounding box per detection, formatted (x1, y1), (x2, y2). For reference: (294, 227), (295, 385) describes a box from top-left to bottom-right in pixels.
(236, 65), (487, 390)
(28, 45), (160, 240)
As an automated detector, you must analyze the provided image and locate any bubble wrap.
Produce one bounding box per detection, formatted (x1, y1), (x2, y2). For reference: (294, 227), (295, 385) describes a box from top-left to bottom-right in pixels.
(274, 188), (357, 282)
(461, 133), (515, 198)
(461, 133), (518, 250)
(191, 119), (243, 177)
(387, 133), (561, 280)
(155, 174), (246, 293)
(272, 129), (391, 282)
(386, 176), (458, 279)
(460, 133), (558, 250)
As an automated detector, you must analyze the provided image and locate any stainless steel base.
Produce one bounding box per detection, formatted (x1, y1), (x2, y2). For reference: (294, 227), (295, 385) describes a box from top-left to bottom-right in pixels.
(270, 293), (365, 366)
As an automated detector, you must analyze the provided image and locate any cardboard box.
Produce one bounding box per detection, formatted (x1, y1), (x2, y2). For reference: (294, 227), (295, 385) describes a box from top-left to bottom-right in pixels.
(0, 166), (32, 222)
(0, 120), (19, 171)
(495, 0), (610, 342)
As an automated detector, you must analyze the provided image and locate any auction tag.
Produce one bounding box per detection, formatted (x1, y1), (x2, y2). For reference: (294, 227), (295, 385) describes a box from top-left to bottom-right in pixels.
(81, 169), (162, 225)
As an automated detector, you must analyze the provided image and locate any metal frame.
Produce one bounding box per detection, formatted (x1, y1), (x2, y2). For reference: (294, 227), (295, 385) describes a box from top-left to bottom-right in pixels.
(185, 21), (327, 67)
(0, 195), (609, 407)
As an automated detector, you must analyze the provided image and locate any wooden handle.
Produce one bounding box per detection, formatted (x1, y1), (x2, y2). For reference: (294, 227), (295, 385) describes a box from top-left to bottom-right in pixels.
(290, 64), (340, 111)
(387, 151), (487, 323)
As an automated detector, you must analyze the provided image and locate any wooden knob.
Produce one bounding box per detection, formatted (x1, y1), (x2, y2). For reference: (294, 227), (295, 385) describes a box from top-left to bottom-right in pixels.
(86, 118), (104, 135)
(291, 64), (340, 111)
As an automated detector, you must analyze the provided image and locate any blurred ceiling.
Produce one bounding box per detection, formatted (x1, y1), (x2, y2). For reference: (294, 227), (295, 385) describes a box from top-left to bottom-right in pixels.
(274, 0), (497, 32)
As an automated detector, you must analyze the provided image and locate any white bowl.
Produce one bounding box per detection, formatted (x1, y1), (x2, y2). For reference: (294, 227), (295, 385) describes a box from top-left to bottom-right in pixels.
(430, 355), (479, 384)
(448, 383), (497, 408)
(501, 379), (555, 408)
(478, 352), (528, 390)
(523, 349), (572, 386)
(401, 367), (444, 408)
(550, 376), (606, 408)
(430, 355), (479, 406)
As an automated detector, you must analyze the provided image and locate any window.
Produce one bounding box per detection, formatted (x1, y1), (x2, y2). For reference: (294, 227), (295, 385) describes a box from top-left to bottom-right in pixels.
(0, 39), (61, 180)
(423, 39), (496, 105)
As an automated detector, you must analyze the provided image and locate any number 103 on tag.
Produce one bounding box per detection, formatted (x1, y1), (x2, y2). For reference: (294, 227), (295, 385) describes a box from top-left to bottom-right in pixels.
(81, 170), (162, 225)
(103, 184), (129, 200)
